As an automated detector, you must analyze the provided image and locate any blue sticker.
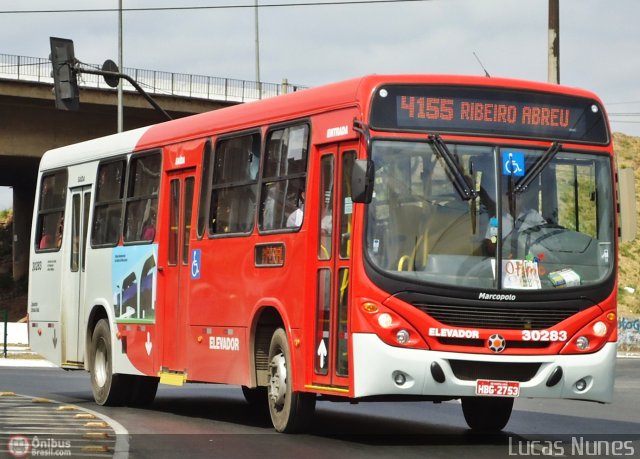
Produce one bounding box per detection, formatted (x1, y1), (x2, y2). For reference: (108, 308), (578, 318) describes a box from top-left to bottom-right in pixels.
(502, 151), (525, 177)
(191, 249), (201, 280)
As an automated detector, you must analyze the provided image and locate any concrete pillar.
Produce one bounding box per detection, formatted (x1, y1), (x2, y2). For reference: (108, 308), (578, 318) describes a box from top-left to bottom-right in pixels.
(12, 182), (35, 282)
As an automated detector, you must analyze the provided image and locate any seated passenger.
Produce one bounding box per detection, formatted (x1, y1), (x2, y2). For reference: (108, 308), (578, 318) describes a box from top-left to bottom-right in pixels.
(141, 217), (156, 241)
(286, 191), (305, 228)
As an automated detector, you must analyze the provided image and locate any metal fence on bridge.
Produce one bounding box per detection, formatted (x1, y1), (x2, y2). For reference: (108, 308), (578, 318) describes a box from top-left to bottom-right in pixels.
(0, 53), (305, 103)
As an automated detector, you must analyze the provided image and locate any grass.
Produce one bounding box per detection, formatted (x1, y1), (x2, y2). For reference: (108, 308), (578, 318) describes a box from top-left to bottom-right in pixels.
(614, 132), (640, 317)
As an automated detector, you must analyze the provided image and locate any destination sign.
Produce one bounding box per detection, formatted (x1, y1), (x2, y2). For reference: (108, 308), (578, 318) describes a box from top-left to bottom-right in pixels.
(370, 85), (609, 144)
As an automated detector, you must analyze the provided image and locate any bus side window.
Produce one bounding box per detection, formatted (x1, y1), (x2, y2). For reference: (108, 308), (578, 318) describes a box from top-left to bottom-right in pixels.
(197, 140), (213, 239)
(259, 124), (309, 231)
(554, 160), (598, 238)
(92, 159), (126, 247)
(340, 152), (356, 259)
(209, 133), (260, 235)
(35, 170), (68, 252)
(123, 152), (161, 243)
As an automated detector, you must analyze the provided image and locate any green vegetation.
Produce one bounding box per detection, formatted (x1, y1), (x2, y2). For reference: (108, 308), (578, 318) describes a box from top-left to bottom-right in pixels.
(614, 133), (640, 316)
(0, 209), (12, 258)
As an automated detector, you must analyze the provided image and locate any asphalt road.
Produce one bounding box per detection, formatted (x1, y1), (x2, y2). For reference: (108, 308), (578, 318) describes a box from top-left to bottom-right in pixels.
(1, 359), (639, 458)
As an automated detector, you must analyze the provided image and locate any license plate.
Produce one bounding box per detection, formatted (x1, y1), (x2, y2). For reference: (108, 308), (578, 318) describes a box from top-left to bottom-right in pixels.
(475, 379), (520, 397)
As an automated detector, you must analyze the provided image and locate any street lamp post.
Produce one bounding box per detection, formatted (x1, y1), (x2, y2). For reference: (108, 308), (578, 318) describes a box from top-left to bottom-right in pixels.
(117, 0), (124, 132)
(255, 0), (261, 98)
(548, 0), (560, 84)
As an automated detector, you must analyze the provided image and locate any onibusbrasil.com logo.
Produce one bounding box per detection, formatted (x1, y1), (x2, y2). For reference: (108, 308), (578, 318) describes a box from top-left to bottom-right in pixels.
(7, 435), (72, 457)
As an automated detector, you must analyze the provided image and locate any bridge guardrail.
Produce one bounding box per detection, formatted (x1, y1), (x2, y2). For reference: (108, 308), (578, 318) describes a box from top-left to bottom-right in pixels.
(0, 53), (305, 103)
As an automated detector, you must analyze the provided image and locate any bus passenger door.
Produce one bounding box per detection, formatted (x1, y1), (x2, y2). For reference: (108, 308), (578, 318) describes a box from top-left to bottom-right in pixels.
(161, 169), (196, 373)
(62, 186), (91, 365)
(313, 145), (356, 390)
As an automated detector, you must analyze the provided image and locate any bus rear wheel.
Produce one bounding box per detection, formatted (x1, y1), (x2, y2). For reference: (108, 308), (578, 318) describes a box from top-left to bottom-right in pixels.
(267, 328), (316, 433)
(461, 396), (514, 432)
(90, 319), (132, 406)
(129, 376), (159, 407)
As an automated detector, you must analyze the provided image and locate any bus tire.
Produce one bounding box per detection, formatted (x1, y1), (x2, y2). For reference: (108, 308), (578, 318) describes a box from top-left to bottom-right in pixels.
(242, 386), (268, 407)
(129, 376), (159, 407)
(267, 328), (316, 433)
(461, 396), (514, 432)
(90, 319), (131, 406)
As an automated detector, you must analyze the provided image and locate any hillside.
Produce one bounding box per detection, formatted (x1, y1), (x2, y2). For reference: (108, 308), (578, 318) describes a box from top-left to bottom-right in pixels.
(614, 132), (640, 316)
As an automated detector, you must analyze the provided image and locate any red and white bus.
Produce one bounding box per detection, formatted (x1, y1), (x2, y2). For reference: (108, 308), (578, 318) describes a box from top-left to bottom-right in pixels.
(29, 75), (636, 432)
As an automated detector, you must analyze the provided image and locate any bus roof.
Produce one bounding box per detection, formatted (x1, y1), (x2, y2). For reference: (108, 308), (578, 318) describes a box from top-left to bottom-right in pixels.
(39, 74), (607, 172)
(39, 126), (150, 171)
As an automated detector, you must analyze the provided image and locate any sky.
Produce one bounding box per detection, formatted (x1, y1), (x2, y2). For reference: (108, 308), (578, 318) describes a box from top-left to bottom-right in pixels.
(0, 0), (639, 209)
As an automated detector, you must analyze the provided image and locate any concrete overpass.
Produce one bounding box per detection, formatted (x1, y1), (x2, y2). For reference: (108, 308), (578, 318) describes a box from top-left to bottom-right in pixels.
(0, 53), (302, 281)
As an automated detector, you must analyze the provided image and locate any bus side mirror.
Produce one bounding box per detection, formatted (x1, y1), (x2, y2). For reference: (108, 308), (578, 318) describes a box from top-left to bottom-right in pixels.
(352, 159), (374, 204)
(618, 168), (637, 242)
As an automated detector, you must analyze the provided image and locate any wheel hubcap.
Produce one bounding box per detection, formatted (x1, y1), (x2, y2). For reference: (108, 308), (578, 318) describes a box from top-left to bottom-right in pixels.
(268, 352), (287, 409)
(94, 340), (108, 388)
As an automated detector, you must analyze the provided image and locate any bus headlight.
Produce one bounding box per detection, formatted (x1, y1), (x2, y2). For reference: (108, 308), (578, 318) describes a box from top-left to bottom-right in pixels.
(357, 300), (428, 349)
(575, 378), (588, 392)
(396, 329), (410, 345)
(377, 313), (393, 328)
(575, 336), (590, 351)
(394, 372), (407, 386)
(560, 310), (615, 355)
(592, 321), (607, 337)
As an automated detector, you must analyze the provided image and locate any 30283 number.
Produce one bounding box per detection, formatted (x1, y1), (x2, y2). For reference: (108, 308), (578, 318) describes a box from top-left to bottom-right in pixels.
(521, 329), (568, 342)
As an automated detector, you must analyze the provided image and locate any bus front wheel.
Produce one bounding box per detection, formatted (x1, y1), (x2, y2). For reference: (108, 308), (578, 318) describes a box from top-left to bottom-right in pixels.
(90, 319), (131, 406)
(461, 396), (514, 432)
(267, 328), (316, 433)
(242, 385), (268, 408)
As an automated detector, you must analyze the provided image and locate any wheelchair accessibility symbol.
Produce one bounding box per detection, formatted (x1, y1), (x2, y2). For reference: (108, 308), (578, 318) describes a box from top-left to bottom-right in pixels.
(191, 249), (201, 280)
(502, 151), (525, 177)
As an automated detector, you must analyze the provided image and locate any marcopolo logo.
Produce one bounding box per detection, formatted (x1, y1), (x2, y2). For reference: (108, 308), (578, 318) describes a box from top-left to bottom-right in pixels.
(479, 292), (517, 301)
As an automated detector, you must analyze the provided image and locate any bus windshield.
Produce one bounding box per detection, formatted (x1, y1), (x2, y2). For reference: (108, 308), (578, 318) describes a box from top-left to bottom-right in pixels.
(365, 139), (615, 291)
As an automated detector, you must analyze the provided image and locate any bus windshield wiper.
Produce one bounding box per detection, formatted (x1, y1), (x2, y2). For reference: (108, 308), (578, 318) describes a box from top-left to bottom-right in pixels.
(428, 135), (478, 201)
(515, 142), (561, 193)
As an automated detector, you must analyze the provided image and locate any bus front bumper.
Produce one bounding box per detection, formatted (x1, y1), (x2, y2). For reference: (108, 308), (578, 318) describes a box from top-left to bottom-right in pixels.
(352, 333), (616, 403)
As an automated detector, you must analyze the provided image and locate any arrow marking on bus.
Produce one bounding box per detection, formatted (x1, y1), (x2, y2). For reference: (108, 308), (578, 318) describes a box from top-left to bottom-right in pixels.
(145, 332), (152, 356)
(317, 340), (327, 368)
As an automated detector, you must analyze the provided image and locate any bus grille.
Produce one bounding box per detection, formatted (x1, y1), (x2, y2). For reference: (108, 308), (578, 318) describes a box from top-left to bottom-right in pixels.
(448, 360), (541, 382)
(416, 303), (577, 330)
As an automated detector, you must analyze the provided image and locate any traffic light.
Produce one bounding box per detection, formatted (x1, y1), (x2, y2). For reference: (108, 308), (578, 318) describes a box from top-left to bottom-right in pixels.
(49, 37), (79, 111)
